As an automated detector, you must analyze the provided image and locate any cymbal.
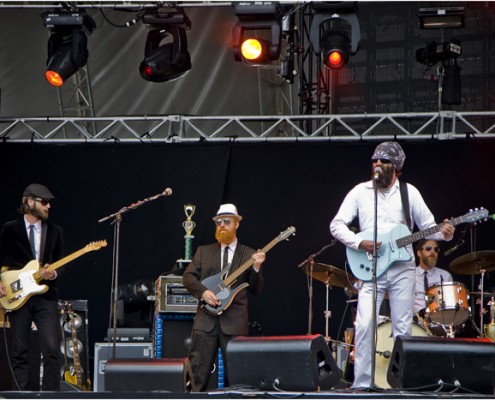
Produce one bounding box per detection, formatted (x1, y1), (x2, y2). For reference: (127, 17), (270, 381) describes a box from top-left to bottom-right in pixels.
(301, 262), (357, 292)
(449, 250), (495, 275)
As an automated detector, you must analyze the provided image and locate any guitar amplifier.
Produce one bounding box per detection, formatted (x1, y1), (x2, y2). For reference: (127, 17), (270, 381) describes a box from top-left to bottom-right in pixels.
(158, 275), (197, 313)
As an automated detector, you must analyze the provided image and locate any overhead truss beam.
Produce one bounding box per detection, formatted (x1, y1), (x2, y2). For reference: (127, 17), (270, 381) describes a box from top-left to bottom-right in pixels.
(1, 112), (495, 143)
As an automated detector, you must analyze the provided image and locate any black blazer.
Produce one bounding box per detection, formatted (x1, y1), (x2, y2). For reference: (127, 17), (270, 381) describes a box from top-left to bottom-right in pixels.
(0, 216), (64, 300)
(183, 242), (264, 336)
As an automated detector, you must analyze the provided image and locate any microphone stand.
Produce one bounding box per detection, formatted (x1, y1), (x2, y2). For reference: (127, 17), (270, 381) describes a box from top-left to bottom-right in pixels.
(98, 189), (172, 358)
(298, 240), (336, 335)
(369, 178), (380, 389)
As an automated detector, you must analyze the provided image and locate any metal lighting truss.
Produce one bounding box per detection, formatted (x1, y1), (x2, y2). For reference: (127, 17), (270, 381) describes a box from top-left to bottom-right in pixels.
(1, 111), (495, 143)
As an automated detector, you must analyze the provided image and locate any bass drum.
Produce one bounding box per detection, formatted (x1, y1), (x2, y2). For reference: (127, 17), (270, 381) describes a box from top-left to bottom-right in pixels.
(374, 321), (429, 389)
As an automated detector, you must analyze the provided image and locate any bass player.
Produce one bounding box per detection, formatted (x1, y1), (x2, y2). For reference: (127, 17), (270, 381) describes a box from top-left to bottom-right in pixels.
(183, 203), (265, 391)
(330, 142), (454, 389)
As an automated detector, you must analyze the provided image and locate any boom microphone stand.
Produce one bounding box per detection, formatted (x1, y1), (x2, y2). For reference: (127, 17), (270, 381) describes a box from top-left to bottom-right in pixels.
(98, 187), (173, 357)
(369, 167), (382, 389)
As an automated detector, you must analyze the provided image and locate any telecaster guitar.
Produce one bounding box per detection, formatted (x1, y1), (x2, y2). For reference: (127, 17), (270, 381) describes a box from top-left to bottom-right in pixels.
(0, 240), (107, 311)
(202, 226), (296, 315)
(347, 208), (488, 281)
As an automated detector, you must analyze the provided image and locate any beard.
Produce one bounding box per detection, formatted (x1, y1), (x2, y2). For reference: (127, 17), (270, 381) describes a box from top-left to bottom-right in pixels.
(30, 203), (49, 221)
(372, 166), (394, 189)
(215, 228), (236, 244)
(421, 255), (437, 268)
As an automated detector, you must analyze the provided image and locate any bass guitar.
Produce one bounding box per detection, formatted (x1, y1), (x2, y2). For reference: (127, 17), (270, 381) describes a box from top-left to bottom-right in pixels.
(62, 301), (91, 391)
(346, 208), (488, 281)
(0, 240), (107, 311)
(202, 226), (296, 315)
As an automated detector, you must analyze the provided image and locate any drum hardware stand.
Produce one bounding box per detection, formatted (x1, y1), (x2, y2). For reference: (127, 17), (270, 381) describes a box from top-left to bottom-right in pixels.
(484, 297), (495, 340)
(478, 268), (487, 337)
(297, 241), (336, 335)
(324, 278), (332, 341)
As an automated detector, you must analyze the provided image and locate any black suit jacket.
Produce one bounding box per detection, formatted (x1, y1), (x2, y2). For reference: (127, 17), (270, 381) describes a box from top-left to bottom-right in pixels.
(183, 242), (264, 336)
(0, 216), (64, 300)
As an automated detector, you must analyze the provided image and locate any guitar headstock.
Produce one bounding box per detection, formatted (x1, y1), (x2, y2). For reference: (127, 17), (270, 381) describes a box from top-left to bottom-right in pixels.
(85, 240), (108, 251)
(277, 226), (296, 242)
(462, 208), (489, 224)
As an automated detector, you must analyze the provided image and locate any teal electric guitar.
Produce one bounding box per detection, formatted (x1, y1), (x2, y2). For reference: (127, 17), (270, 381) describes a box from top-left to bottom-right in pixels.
(202, 226), (296, 315)
(346, 208), (488, 281)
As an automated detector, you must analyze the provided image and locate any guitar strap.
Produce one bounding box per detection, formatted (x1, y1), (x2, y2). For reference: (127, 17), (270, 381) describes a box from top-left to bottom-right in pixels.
(399, 181), (412, 231)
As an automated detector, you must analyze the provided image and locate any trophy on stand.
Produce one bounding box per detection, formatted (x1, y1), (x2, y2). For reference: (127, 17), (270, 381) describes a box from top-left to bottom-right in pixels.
(177, 204), (196, 271)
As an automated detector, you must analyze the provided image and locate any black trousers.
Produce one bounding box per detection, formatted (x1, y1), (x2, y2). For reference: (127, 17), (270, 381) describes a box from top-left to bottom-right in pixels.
(8, 296), (61, 391)
(187, 319), (232, 392)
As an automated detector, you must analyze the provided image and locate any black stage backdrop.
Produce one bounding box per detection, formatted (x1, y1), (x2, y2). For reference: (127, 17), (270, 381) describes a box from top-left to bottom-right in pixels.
(0, 140), (494, 357)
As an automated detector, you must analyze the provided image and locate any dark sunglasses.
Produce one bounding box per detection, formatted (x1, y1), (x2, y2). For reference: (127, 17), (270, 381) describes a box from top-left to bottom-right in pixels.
(214, 218), (232, 226)
(371, 158), (392, 164)
(421, 245), (440, 253)
(34, 198), (51, 206)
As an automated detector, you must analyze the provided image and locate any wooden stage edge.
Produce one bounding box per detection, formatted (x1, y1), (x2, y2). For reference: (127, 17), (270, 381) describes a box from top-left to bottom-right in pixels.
(0, 389), (494, 400)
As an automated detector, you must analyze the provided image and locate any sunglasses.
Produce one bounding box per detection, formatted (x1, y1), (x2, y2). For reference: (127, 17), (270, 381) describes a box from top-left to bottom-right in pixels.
(421, 245), (440, 253)
(371, 158), (392, 164)
(34, 198), (51, 206)
(214, 218), (233, 226)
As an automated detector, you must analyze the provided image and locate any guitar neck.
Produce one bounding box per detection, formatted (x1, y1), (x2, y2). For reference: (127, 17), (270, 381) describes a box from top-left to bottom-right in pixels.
(68, 309), (83, 385)
(33, 247), (90, 281)
(396, 215), (464, 248)
(224, 237), (279, 285)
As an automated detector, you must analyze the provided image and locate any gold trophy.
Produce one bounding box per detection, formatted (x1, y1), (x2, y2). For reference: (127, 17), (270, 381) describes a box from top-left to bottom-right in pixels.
(484, 296), (495, 341)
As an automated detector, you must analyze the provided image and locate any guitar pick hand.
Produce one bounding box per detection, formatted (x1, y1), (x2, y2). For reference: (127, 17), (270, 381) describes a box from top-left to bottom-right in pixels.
(201, 289), (221, 307)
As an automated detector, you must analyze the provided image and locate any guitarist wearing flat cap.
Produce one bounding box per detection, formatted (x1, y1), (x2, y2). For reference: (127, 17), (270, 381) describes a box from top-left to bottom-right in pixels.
(0, 183), (64, 391)
(183, 203), (266, 391)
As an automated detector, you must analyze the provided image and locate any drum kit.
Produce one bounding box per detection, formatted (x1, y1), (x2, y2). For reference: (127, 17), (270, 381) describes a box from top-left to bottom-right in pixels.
(301, 249), (495, 389)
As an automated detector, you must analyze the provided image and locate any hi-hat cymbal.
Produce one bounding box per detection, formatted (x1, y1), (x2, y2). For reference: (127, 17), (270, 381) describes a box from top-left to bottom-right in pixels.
(449, 250), (495, 275)
(301, 262), (357, 292)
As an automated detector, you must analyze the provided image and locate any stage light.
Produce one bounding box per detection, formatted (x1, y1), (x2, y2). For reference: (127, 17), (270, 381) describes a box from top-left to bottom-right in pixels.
(309, 2), (360, 70)
(321, 30), (350, 70)
(415, 39), (462, 66)
(42, 11), (95, 87)
(419, 6), (465, 29)
(232, 2), (282, 65)
(139, 10), (192, 83)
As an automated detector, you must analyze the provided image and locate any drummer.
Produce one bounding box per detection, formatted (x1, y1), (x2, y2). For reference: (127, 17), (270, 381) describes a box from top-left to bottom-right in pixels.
(414, 239), (453, 314)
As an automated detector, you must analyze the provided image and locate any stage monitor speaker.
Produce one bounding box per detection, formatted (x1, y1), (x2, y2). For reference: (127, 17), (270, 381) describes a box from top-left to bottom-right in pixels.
(105, 358), (186, 392)
(387, 335), (495, 394)
(226, 334), (342, 391)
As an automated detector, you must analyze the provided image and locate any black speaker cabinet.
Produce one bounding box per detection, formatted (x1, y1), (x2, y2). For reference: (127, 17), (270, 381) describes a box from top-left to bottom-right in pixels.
(58, 300), (89, 390)
(105, 358), (186, 392)
(387, 335), (495, 394)
(226, 334), (342, 391)
(161, 318), (194, 358)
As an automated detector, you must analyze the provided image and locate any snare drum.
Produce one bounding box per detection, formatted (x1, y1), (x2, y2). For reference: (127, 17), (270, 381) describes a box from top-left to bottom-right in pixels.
(426, 281), (470, 326)
(374, 321), (429, 389)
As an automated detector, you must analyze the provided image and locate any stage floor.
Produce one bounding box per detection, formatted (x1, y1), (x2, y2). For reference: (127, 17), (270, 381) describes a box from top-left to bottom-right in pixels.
(0, 388), (494, 400)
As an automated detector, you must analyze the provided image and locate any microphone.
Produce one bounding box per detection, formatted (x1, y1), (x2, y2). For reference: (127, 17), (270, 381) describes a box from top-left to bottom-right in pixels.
(162, 188), (173, 196)
(373, 166), (383, 180)
(444, 239), (465, 256)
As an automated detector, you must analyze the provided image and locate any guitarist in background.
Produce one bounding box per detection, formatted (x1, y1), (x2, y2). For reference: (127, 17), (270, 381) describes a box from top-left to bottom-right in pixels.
(330, 142), (455, 389)
(0, 183), (64, 391)
(183, 203), (266, 391)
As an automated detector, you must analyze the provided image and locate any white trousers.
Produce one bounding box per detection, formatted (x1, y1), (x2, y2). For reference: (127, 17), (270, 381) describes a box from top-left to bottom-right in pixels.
(352, 262), (415, 389)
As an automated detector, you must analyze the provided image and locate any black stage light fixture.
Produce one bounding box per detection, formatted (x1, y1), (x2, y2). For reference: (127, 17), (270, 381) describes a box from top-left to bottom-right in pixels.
(232, 1), (282, 65)
(310, 2), (360, 70)
(419, 6), (465, 29)
(415, 39), (462, 66)
(42, 11), (96, 87)
(139, 9), (192, 83)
